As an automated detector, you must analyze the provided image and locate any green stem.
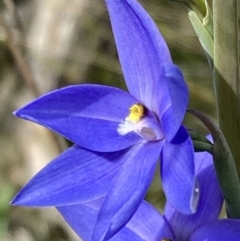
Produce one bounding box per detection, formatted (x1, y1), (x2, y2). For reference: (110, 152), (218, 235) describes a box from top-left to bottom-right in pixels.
(188, 109), (240, 218)
(213, 0), (240, 178)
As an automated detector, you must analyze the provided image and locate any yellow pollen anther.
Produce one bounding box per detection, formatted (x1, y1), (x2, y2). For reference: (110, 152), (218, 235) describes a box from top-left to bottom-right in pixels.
(127, 103), (145, 123)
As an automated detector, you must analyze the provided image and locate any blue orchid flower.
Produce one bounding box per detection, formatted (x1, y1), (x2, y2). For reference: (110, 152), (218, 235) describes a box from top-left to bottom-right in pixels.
(57, 149), (240, 241)
(11, 0), (196, 240)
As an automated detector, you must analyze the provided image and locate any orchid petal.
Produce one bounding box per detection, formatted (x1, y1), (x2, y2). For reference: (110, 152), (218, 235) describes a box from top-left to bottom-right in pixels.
(92, 142), (163, 241)
(160, 64), (189, 141)
(58, 198), (174, 241)
(164, 151), (223, 241)
(105, 0), (172, 112)
(14, 84), (142, 152)
(161, 125), (196, 215)
(189, 219), (240, 241)
(11, 145), (130, 206)
(126, 201), (174, 241)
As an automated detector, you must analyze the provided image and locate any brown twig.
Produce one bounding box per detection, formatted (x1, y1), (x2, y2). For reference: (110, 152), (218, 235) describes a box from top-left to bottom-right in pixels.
(3, 0), (25, 34)
(0, 14), (40, 96)
(0, 0), (65, 153)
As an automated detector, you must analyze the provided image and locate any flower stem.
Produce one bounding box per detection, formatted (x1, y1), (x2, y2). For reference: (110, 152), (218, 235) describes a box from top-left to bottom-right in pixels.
(188, 109), (240, 219)
(213, 0), (240, 178)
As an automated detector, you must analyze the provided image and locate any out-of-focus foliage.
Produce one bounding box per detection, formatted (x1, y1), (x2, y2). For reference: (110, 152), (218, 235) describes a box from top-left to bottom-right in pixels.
(0, 0), (214, 240)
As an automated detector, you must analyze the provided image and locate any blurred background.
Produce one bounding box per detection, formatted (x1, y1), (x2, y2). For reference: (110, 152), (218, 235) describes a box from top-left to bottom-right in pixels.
(0, 0), (215, 240)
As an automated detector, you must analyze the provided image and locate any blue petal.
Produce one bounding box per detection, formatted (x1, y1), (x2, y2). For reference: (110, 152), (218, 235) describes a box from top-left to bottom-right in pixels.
(126, 201), (174, 241)
(105, 0), (172, 113)
(164, 150), (223, 241)
(160, 64), (189, 141)
(14, 84), (142, 152)
(161, 125), (196, 215)
(58, 198), (174, 241)
(92, 141), (163, 241)
(11, 145), (130, 206)
(189, 219), (240, 241)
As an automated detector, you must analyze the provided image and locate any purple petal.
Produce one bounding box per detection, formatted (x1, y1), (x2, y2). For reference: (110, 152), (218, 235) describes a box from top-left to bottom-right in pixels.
(92, 141), (163, 241)
(164, 150), (223, 241)
(161, 125), (196, 215)
(59, 199), (104, 241)
(14, 84), (142, 152)
(11, 145), (130, 206)
(189, 219), (240, 241)
(58, 198), (174, 241)
(127, 201), (174, 241)
(105, 0), (172, 113)
(160, 64), (189, 141)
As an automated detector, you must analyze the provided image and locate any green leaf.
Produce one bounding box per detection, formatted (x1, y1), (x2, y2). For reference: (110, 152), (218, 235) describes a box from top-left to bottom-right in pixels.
(188, 10), (213, 60)
(170, 0), (206, 20)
